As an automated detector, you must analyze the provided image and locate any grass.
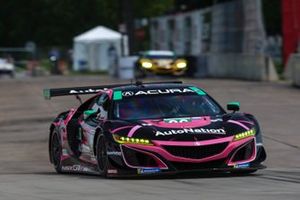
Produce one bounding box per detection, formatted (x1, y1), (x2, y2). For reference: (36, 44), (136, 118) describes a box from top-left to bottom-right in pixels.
(274, 61), (285, 80)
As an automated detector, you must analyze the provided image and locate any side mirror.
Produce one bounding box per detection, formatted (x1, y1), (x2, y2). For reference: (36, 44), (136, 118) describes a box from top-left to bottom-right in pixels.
(227, 102), (240, 112)
(83, 110), (97, 120)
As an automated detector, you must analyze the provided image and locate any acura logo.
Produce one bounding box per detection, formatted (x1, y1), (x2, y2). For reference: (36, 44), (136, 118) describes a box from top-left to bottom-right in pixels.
(122, 91), (134, 96)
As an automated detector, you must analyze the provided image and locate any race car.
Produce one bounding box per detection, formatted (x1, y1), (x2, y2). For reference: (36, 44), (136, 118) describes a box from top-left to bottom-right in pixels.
(0, 58), (15, 78)
(135, 50), (187, 78)
(44, 81), (266, 177)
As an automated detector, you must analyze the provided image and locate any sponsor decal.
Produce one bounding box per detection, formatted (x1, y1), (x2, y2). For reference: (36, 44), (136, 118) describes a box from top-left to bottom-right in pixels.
(69, 89), (102, 94)
(107, 151), (122, 156)
(62, 149), (68, 156)
(113, 91), (122, 100)
(62, 165), (92, 172)
(210, 118), (223, 122)
(121, 88), (195, 97)
(107, 169), (118, 174)
(164, 118), (192, 123)
(137, 168), (161, 174)
(155, 128), (226, 136)
(234, 163), (250, 169)
(189, 86), (206, 95)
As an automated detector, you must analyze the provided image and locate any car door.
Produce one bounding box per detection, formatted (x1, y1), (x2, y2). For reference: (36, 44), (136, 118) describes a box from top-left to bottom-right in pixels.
(66, 96), (96, 158)
(79, 93), (110, 160)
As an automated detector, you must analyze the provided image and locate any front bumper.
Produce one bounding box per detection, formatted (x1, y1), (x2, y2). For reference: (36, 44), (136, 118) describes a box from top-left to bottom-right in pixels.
(140, 64), (186, 75)
(106, 136), (267, 177)
(106, 161), (266, 178)
(0, 69), (14, 74)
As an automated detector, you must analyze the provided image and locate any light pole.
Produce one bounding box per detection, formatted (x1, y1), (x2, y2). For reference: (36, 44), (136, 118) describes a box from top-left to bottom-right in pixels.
(121, 0), (135, 55)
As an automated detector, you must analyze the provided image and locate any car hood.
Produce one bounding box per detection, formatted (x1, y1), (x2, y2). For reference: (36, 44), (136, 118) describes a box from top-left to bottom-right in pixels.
(109, 115), (255, 141)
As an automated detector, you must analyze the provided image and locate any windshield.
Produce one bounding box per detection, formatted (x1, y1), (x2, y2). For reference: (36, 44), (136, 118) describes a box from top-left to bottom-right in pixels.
(113, 94), (224, 120)
(144, 55), (176, 59)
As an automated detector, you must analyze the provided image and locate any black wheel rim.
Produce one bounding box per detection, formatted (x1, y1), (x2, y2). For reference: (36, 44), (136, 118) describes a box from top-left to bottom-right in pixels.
(97, 137), (107, 172)
(52, 133), (61, 167)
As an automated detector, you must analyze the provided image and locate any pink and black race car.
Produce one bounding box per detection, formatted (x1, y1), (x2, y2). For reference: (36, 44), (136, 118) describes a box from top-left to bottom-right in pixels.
(44, 81), (266, 177)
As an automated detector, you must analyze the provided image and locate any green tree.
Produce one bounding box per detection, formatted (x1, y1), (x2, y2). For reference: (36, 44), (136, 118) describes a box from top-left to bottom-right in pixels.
(0, 0), (173, 47)
(262, 0), (281, 36)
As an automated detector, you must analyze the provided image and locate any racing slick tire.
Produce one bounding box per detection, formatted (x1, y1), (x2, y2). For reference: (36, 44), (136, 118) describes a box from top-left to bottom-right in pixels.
(50, 131), (63, 173)
(96, 135), (108, 177)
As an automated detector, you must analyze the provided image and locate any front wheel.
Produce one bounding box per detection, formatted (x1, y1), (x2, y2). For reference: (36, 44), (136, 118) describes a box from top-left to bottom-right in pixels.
(96, 135), (108, 177)
(50, 132), (63, 173)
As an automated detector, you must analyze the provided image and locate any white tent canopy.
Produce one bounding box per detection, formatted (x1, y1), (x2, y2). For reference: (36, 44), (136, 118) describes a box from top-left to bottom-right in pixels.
(73, 26), (122, 72)
(74, 26), (122, 42)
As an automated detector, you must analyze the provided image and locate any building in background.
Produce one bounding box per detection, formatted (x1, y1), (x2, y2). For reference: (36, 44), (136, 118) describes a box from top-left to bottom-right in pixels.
(150, 0), (266, 57)
(147, 0), (279, 81)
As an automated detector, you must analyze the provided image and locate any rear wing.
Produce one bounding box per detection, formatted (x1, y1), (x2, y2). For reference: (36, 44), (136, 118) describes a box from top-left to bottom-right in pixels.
(43, 85), (111, 100)
(43, 81), (182, 100)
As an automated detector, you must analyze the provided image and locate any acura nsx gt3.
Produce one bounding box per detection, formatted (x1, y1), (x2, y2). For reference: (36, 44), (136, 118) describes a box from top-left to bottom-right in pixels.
(44, 81), (266, 177)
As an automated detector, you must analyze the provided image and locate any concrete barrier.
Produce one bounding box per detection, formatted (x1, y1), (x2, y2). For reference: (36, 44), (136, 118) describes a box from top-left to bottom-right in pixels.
(117, 56), (138, 80)
(285, 54), (300, 86)
(195, 54), (278, 81)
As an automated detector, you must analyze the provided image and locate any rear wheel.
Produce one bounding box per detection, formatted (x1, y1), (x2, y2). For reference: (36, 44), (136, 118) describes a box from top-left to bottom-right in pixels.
(96, 135), (108, 177)
(50, 132), (63, 173)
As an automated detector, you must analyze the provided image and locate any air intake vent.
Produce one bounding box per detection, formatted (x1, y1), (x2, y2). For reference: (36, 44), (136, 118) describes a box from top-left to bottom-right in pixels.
(163, 142), (228, 159)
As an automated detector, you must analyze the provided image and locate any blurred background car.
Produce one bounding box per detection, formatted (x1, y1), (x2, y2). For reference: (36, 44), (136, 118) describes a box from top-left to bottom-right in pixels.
(0, 58), (15, 78)
(135, 50), (187, 78)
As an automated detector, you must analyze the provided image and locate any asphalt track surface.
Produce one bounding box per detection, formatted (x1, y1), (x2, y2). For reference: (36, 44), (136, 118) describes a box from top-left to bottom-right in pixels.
(0, 75), (300, 200)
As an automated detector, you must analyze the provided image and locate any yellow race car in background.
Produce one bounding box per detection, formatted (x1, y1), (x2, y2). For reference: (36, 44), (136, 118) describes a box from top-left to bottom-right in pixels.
(135, 50), (187, 78)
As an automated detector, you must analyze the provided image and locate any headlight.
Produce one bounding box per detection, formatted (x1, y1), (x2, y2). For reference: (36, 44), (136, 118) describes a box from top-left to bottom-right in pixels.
(233, 129), (256, 141)
(176, 62), (187, 69)
(141, 62), (153, 69)
(113, 135), (153, 145)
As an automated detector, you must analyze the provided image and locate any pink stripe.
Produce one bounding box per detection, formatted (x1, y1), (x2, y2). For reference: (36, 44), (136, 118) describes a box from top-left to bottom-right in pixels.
(111, 126), (134, 134)
(60, 155), (70, 161)
(237, 120), (255, 125)
(142, 116), (211, 129)
(227, 120), (250, 130)
(128, 125), (142, 137)
(106, 89), (113, 99)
